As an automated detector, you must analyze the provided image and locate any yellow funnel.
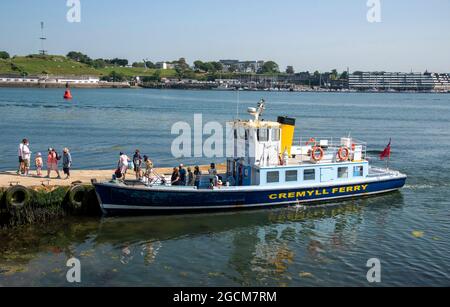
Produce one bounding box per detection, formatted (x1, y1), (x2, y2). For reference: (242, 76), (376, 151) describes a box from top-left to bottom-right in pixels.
(278, 117), (296, 156)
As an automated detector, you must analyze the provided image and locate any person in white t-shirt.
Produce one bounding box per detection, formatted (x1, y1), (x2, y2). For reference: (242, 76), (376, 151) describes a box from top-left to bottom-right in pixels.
(118, 152), (130, 181)
(17, 139), (29, 175)
(21, 140), (32, 176)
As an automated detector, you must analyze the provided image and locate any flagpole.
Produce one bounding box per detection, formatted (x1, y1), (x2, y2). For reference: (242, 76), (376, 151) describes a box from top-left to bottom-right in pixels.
(387, 139), (391, 171)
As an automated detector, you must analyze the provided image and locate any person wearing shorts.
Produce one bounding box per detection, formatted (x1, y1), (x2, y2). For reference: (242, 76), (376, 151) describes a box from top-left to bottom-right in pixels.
(133, 149), (143, 180)
(119, 152), (130, 181)
(17, 139), (27, 175)
(46, 148), (61, 179)
(21, 140), (31, 176)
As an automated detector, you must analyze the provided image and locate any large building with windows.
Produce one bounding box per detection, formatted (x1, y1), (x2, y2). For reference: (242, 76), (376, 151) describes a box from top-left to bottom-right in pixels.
(348, 72), (450, 92)
(219, 60), (265, 73)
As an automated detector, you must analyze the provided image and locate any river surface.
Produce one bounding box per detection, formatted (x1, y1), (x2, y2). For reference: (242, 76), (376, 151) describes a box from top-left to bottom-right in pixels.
(0, 88), (449, 286)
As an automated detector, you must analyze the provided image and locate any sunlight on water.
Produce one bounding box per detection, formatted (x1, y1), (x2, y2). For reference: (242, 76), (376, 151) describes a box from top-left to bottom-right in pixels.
(0, 89), (450, 286)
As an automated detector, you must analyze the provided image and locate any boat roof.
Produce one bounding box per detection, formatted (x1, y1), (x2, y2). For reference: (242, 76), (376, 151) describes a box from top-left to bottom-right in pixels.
(229, 120), (281, 129)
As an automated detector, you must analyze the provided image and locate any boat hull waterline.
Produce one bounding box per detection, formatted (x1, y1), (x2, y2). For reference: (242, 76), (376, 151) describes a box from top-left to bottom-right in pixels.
(94, 175), (406, 215)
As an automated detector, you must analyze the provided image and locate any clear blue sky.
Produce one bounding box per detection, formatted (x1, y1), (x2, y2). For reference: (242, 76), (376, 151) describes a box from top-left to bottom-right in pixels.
(1, 0), (449, 72)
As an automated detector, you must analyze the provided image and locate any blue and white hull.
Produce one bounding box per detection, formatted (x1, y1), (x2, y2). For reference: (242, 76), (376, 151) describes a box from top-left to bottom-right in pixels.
(94, 171), (407, 215)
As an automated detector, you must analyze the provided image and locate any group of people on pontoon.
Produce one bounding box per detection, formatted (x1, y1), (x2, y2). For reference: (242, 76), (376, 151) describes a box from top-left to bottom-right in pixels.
(17, 138), (72, 180)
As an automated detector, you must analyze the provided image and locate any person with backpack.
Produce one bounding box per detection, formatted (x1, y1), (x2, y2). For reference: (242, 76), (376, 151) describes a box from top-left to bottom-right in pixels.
(46, 148), (61, 179)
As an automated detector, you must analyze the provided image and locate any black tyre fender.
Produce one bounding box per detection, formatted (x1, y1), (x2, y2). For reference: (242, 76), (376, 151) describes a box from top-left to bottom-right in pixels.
(5, 185), (32, 210)
(68, 185), (87, 210)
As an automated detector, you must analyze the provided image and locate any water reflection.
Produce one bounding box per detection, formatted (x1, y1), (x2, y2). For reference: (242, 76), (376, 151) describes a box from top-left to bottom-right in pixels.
(0, 192), (405, 286)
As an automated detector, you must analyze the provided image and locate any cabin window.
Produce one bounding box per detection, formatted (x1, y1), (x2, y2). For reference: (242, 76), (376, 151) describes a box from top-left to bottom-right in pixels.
(304, 169), (316, 181)
(267, 171), (280, 183)
(286, 170), (298, 182)
(338, 167), (349, 179)
(238, 127), (246, 139)
(257, 129), (269, 142)
(234, 129), (238, 139)
(272, 128), (281, 142)
(354, 166), (364, 177)
(245, 129), (249, 141)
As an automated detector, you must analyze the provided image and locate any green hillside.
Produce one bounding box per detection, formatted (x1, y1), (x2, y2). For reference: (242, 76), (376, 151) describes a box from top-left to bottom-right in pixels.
(97, 66), (177, 78)
(0, 54), (177, 78)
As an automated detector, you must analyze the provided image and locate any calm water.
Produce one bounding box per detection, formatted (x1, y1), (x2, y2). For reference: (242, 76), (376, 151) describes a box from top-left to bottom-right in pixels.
(0, 88), (449, 286)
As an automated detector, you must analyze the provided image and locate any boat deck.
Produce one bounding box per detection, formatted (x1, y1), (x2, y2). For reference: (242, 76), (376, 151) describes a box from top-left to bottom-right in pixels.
(0, 164), (226, 188)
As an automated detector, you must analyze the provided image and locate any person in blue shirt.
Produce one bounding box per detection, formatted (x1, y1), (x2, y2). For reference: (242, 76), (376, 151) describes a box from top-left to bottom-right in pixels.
(133, 149), (143, 180)
(62, 148), (72, 180)
(178, 164), (187, 186)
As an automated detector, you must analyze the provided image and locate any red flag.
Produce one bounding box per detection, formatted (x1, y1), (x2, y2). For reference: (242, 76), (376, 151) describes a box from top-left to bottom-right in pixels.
(380, 139), (391, 160)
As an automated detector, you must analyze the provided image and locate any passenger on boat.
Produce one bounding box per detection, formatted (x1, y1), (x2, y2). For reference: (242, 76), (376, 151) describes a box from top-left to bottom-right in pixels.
(171, 167), (180, 186)
(208, 163), (218, 185)
(118, 152), (130, 181)
(143, 155), (153, 177)
(194, 166), (201, 188)
(133, 149), (143, 180)
(179, 164), (187, 186)
(187, 167), (195, 186)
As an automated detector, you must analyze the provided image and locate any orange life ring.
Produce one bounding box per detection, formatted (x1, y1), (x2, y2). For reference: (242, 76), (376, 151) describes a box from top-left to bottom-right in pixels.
(338, 147), (350, 162)
(306, 138), (316, 146)
(311, 146), (324, 162)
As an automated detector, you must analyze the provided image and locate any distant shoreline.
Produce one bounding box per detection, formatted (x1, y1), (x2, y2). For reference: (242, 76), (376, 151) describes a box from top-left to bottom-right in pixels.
(0, 82), (131, 89)
(1, 82), (449, 93)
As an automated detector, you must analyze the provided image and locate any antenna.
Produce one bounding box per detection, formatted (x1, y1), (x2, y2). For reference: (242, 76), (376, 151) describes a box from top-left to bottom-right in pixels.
(143, 58), (149, 70)
(247, 99), (266, 122)
(39, 21), (47, 55)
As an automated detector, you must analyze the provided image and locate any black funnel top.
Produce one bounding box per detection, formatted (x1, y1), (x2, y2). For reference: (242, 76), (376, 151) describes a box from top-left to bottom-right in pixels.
(277, 116), (296, 126)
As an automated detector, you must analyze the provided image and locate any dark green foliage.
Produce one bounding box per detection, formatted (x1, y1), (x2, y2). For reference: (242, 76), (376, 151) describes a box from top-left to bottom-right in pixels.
(0, 51), (10, 59)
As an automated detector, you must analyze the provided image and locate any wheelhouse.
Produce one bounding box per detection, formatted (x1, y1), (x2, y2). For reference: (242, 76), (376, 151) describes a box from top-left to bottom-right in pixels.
(225, 99), (369, 188)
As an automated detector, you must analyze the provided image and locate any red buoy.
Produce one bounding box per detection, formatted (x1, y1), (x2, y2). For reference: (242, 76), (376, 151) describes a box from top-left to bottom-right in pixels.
(64, 89), (73, 100)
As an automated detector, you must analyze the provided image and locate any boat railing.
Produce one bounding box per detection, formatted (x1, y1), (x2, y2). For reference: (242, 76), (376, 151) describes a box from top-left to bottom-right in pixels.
(291, 137), (368, 163)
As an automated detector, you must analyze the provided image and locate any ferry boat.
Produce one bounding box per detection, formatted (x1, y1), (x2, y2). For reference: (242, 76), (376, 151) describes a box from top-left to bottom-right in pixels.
(93, 99), (407, 215)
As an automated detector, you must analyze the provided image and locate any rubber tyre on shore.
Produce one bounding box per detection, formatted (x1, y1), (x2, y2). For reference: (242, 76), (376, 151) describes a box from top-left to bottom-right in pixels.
(5, 185), (32, 210)
(68, 185), (87, 210)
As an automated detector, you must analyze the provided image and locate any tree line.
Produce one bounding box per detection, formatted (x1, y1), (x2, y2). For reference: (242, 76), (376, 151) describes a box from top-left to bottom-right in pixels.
(1, 50), (350, 83)
(66, 51), (129, 69)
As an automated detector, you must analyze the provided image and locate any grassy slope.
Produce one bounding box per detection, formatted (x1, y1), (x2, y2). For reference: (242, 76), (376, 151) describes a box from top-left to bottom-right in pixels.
(0, 55), (279, 79)
(1, 55), (100, 76)
(0, 55), (178, 78)
(97, 66), (177, 78)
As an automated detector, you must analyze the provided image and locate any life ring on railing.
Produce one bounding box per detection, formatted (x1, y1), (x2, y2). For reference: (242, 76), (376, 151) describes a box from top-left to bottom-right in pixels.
(311, 146), (324, 162)
(306, 138), (316, 146)
(338, 147), (350, 162)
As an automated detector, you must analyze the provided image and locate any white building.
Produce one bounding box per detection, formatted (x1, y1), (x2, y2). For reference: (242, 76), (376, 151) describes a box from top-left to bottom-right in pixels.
(155, 62), (176, 70)
(0, 75), (100, 85)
